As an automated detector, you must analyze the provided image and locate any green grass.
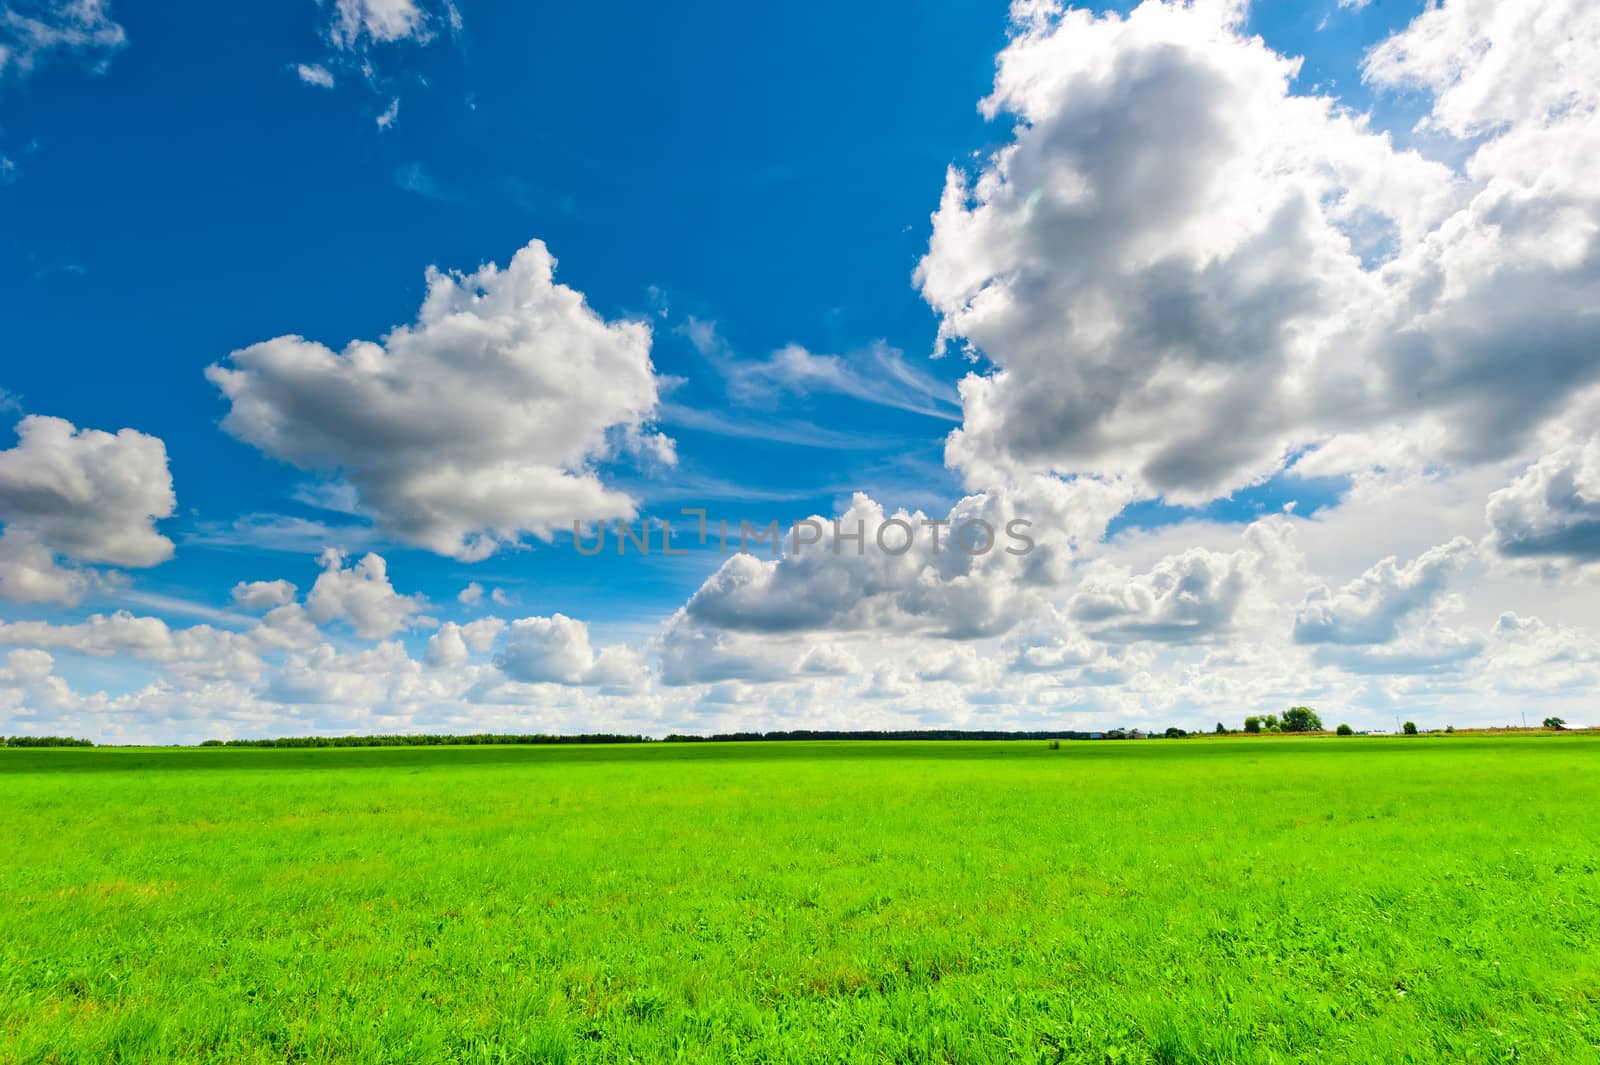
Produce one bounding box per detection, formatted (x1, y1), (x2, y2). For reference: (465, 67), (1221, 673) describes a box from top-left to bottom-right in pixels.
(2, 736), (1597, 1064)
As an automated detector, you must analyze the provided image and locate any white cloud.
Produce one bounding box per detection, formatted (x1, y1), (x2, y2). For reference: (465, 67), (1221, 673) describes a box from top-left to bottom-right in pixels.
(678, 479), (1129, 643)
(0, 647), (53, 684)
(184, 513), (375, 556)
(1363, 0), (1598, 138)
(1069, 520), (1297, 644)
(794, 642), (860, 676)
(725, 341), (959, 421)
(1486, 439), (1600, 566)
(1311, 630), (1484, 676)
(0, 415), (175, 603)
(231, 579), (298, 611)
(1294, 537), (1477, 645)
(424, 617), (505, 669)
(295, 62), (335, 89)
(330, 0), (429, 49)
(1481, 612), (1600, 696)
(916, 0), (1600, 503)
(495, 614), (648, 688)
(0, 611), (267, 682)
(207, 240), (673, 560)
(0, 0), (125, 83)
(424, 623), (470, 669)
(301, 0), (459, 126)
(12, 0), (1600, 742)
(305, 549), (428, 639)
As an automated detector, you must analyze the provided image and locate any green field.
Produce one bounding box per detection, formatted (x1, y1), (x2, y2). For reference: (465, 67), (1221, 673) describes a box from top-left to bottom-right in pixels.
(3, 737), (1597, 1064)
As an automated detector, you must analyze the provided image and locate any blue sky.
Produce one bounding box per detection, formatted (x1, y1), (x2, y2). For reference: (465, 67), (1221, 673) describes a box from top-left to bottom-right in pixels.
(3, 0), (1599, 740)
(3, 0), (1397, 619)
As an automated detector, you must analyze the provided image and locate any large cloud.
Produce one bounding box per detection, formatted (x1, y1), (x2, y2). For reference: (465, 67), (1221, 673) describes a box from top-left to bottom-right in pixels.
(0, 415), (176, 603)
(494, 614), (647, 689)
(305, 549), (428, 639)
(0, 611), (267, 682)
(1294, 537), (1477, 645)
(1486, 439), (1600, 564)
(916, 0), (1600, 501)
(207, 240), (672, 560)
(656, 474), (1136, 687)
(1068, 520), (1297, 644)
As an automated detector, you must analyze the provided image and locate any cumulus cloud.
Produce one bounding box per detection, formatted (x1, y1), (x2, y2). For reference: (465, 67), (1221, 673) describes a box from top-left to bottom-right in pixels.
(231, 579), (297, 610)
(794, 642), (860, 676)
(1362, 0), (1597, 138)
(917, 0), (1600, 502)
(424, 617), (505, 669)
(1486, 440), (1600, 564)
(0, 647), (53, 684)
(1002, 606), (1148, 685)
(1294, 537), (1477, 645)
(1481, 612), (1600, 696)
(305, 549), (427, 639)
(0, 611), (267, 682)
(654, 474), (1134, 687)
(0, 415), (175, 603)
(0, 0), (125, 82)
(655, 612), (795, 688)
(680, 479), (1130, 642)
(207, 240), (672, 560)
(12, 0), (1600, 741)
(494, 614), (647, 688)
(1068, 521), (1298, 644)
(266, 640), (422, 706)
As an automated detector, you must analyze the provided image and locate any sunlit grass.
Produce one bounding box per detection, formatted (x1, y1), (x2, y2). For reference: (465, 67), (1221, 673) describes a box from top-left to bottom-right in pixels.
(2, 736), (1597, 1063)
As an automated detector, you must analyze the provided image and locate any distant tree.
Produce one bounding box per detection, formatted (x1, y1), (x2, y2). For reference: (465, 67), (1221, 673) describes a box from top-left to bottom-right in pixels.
(1403, 721), (1419, 735)
(1164, 727), (1188, 739)
(1243, 716), (1262, 734)
(1543, 717), (1567, 730)
(1336, 723), (1354, 736)
(1444, 725), (1456, 734)
(1214, 722), (1227, 735)
(1264, 724), (1282, 734)
(1263, 714), (1280, 730)
(1281, 706), (1324, 733)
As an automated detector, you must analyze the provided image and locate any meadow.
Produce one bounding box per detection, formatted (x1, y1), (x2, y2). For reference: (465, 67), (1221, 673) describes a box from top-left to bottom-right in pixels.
(1, 736), (1597, 1064)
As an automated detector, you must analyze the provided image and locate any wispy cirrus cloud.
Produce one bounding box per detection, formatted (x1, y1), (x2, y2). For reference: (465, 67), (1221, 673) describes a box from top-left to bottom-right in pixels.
(183, 513), (376, 556)
(0, 0), (125, 84)
(682, 318), (960, 422)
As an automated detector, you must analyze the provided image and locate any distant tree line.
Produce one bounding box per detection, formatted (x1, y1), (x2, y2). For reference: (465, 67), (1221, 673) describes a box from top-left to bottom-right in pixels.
(662, 729), (1097, 743)
(3, 736), (95, 747)
(200, 733), (649, 748)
